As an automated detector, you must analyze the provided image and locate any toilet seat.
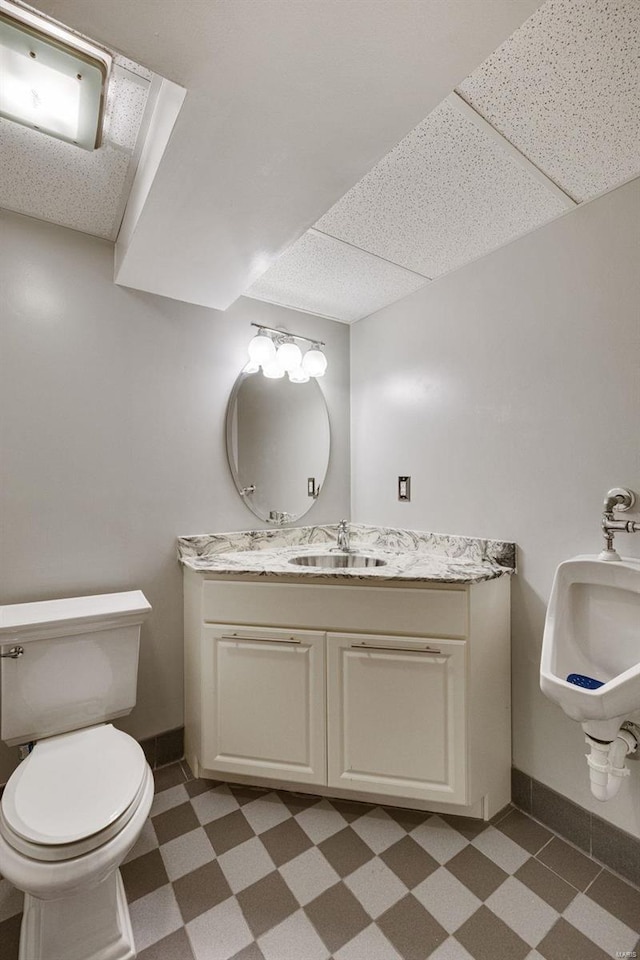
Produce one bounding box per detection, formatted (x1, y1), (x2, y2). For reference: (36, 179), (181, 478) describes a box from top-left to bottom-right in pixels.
(0, 724), (147, 862)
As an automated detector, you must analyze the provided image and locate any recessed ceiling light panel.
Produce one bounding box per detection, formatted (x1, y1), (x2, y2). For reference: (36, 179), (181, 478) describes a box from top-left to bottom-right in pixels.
(0, 4), (111, 150)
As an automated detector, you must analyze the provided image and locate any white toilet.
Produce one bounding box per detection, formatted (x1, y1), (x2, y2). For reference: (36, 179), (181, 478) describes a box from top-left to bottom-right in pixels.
(0, 591), (154, 960)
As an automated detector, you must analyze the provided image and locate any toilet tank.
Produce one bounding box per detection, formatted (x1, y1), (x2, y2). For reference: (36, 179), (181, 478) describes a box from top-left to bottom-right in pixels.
(0, 591), (151, 746)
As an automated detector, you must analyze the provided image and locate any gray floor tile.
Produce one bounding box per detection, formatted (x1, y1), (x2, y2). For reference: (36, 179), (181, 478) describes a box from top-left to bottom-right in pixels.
(536, 837), (601, 892)
(380, 835), (439, 888)
(536, 917), (611, 960)
(236, 871), (299, 938)
(318, 827), (376, 878)
(455, 905), (529, 960)
(378, 893), (448, 960)
(173, 860), (233, 923)
(585, 869), (640, 933)
(495, 809), (553, 855)
(305, 882), (370, 953)
(446, 845), (509, 901)
(205, 809), (255, 856)
(514, 857), (578, 913)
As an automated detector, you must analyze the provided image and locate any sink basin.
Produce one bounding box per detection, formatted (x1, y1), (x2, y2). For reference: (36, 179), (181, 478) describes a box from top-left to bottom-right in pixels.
(540, 556), (640, 739)
(289, 553), (387, 569)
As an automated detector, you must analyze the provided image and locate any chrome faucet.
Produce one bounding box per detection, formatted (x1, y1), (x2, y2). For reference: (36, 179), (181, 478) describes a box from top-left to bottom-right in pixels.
(335, 519), (350, 552)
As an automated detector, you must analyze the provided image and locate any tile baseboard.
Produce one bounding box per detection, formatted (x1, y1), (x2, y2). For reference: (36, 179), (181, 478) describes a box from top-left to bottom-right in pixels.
(511, 766), (640, 888)
(139, 726), (184, 770)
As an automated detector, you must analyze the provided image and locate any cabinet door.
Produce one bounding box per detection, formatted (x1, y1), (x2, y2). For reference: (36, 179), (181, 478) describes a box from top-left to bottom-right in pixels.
(327, 633), (467, 803)
(201, 625), (326, 784)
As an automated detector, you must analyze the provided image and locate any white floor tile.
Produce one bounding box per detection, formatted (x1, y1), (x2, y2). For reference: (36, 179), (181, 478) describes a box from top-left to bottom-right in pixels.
(410, 816), (468, 864)
(191, 785), (240, 826)
(187, 897), (253, 960)
(259, 908), (330, 960)
(413, 867), (482, 933)
(471, 826), (529, 873)
(429, 936), (475, 960)
(295, 800), (348, 844)
(129, 884), (183, 953)
(486, 876), (558, 946)
(160, 827), (216, 881)
(217, 836), (276, 894)
(150, 784), (189, 818)
(334, 923), (402, 960)
(241, 793), (292, 835)
(350, 808), (406, 854)
(344, 857), (407, 918)
(564, 892), (638, 954)
(279, 846), (341, 906)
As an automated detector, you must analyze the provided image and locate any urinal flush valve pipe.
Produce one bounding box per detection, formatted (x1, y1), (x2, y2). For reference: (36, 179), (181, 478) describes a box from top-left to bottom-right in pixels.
(585, 726), (638, 801)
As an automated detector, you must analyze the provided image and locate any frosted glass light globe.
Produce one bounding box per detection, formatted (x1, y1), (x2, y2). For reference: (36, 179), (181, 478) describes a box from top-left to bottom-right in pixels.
(276, 340), (302, 372)
(247, 332), (276, 365)
(288, 365), (310, 383)
(242, 360), (260, 374)
(262, 359), (284, 379)
(302, 347), (327, 377)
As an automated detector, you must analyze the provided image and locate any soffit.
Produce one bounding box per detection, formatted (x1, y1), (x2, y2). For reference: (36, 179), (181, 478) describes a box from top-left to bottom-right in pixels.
(35, 0), (542, 309)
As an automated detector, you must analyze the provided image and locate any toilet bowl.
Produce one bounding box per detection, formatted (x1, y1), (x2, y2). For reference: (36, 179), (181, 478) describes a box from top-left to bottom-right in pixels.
(0, 725), (154, 960)
(0, 590), (153, 960)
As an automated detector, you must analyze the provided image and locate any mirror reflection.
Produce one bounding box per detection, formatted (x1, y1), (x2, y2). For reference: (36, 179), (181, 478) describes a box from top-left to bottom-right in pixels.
(226, 370), (330, 523)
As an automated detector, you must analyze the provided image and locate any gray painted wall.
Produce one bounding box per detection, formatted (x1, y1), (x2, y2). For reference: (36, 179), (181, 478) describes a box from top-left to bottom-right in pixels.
(350, 178), (640, 837)
(0, 210), (350, 784)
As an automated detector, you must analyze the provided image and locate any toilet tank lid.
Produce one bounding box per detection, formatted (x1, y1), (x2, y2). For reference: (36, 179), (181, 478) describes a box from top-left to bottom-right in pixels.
(0, 590), (151, 636)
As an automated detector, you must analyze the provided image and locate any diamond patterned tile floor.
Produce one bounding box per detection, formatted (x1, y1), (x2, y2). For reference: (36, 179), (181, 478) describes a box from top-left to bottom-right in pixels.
(1, 762), (639, 960)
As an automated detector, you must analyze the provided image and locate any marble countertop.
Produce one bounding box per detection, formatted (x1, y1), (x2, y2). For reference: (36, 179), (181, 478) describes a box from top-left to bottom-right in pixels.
(177, 523), (516, 584)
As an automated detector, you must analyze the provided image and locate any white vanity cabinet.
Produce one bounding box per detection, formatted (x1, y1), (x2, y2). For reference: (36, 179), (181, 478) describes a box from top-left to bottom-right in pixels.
(199, 625), (326, 784)
(184, 570), (511, 819)
(326, 633), (467, 804)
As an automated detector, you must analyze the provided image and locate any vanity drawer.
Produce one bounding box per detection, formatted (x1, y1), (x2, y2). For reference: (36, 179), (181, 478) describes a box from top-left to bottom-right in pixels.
(201, 579), (468, 639)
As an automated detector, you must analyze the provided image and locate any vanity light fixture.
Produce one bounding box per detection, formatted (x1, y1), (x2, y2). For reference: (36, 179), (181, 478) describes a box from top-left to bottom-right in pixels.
(247, 323), (327, 383)
(275, 338), (302, 373)
(0, 2), (111, 150)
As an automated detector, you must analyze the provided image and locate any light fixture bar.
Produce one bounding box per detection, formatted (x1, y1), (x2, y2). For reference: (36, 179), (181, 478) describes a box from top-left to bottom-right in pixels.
(250, 322), (325, 347)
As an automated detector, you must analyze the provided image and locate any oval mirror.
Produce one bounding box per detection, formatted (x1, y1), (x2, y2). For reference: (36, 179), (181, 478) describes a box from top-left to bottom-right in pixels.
(226, 370), (330, 523)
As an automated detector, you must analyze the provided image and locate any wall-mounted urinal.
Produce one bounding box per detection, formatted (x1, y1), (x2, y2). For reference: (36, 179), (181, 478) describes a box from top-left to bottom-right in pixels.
(541, 554), (640, 800)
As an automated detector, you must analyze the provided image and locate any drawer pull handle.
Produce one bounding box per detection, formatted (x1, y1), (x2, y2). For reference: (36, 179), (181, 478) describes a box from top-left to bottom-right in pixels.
(351, 642), (442, 655)
(223, 634), (301, 645)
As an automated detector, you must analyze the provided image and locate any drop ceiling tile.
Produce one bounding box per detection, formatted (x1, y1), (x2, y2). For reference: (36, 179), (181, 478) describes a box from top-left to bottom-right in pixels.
(104, 63), (151, 151)
(457, 0), (640, 202)
(0, 62), (150, 239)
(245, 230), (428, 323)
(316, 99), (567, 279)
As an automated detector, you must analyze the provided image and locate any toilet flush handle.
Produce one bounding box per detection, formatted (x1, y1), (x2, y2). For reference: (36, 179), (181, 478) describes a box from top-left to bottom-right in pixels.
(0, 645), (24, 659)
